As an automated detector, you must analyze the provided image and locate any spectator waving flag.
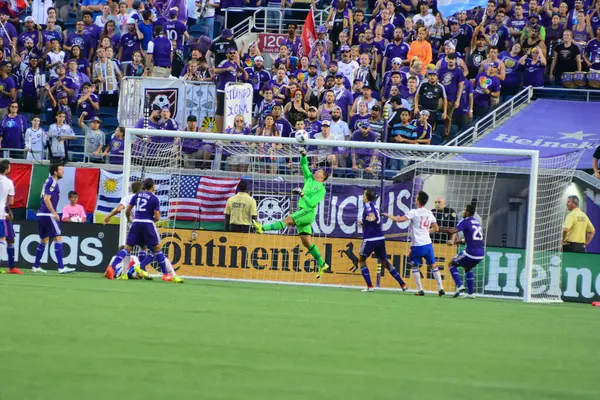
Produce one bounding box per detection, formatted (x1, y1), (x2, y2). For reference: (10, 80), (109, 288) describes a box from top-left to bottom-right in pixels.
(438, 0), (487, 17)
(170, 176), (240, 222)
(299, 8), (317, 58)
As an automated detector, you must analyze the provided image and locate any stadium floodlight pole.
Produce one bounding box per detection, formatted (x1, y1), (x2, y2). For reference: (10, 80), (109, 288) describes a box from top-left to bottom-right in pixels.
(125, 128), (542, 301)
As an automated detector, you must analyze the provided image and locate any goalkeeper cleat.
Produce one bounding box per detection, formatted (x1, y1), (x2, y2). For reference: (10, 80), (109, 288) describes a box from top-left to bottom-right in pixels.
(453, 286), (466, 298)
(104, 265), (115, 280)
(172, 275), (184, 284)
(134, 266), (149, 280)
(361, 287), (375, 292)
(315, 263), (330, 279)
(400, 284), (408, 292)
(7, 267), (23, 275)
(465, 294), (476, 299)
(31, 267), (47, 273)
(252, 220), (264, 234)
(415, 290), (425, 296)
(58, 267), (76, 274)
(438, 289), (446, 297)
(162, 274), (174, 282)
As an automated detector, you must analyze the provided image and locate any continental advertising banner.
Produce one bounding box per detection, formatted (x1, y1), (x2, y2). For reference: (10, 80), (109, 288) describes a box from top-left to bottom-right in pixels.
(161, 229), (457, 292)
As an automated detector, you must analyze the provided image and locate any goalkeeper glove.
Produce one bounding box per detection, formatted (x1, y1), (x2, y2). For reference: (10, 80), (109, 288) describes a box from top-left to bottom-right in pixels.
(299, 147), (307, 156)
(292, 188), (304, 197)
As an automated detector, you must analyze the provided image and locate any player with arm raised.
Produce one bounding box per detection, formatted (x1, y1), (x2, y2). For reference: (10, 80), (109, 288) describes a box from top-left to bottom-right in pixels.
(358, 189), (407, 292)
(446, 204), (484, 299)
(253, 147), (331, 278)
(107, 178), (183, 283)
(32, 163), (76, 274)
(384, 191), (445, 296)
(0, 160), (15, 274)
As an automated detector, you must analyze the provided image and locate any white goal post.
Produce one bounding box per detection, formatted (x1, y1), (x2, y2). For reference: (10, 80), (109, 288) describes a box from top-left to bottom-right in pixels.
(121, 128), (581, 303)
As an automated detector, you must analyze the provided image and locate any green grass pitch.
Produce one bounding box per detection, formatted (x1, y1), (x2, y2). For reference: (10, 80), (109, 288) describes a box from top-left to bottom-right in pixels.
(0, 273), (598, 400)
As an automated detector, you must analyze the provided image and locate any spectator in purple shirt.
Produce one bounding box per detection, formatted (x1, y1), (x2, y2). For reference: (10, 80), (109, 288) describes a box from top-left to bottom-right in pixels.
(0, 102), (27, 158)
(20, 54), (44, 114)
(520, 46), (547, 87)
(65, 21), (94, 60)
(0, 14), (17, 50)
(77, 82), (100, 120)
(473, 61), (501, 118)
(117, 18), (144, 64)
(0, 64), (16, 119)
(351, 121), (378, 177)
(18, 17), (43, 52)
(82, 11), (102, 50)
(437, 53), (465, 138)
(102, 126), (125, 165)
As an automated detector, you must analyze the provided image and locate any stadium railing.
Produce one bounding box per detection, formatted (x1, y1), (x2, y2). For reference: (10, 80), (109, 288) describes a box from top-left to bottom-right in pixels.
(531, 87), (600, 102)
(222, 6), (330, 36)
(445, 86), (534, 148)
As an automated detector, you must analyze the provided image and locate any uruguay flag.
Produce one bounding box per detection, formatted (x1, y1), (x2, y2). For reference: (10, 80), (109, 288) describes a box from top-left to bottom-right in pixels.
(438, 0), (487, 17)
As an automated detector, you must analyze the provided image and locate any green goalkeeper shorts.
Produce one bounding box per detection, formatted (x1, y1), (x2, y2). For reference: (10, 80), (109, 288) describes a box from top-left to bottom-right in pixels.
(291, 208), (316, 235)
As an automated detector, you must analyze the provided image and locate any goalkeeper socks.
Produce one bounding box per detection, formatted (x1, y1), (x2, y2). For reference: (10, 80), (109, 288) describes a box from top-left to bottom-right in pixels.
(412, 267), (423, 291)
(140, 251), (155, 270)
(263, 220), (285, 232)
(138, 250), (147, 271)
(450, 265), (462, 287)
(466, 270), (475, 294)
(54, 242), (65, 269)
(360, 266), (373, 287)
(388, 265), (406, 286)
(432, 266), (443, 290)
(155, 251), (168, 274)
(34, 243), (46, 268)
(308, 244), (325, 268)
(7, 243), (15, 268)
(111, 249), (129, 269)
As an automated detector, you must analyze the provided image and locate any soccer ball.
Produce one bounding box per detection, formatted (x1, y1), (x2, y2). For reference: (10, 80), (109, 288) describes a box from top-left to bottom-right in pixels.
(294, 130), (309, 143)
(152, 94), (170, 110)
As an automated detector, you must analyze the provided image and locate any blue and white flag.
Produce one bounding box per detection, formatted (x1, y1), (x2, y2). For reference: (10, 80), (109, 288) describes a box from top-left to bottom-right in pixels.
(438, 0), (487, 17)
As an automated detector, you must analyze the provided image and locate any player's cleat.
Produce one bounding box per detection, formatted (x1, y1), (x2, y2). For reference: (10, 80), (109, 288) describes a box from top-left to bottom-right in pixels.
(400, 284), (408, 292)
(117, 273), (129, 280)
(453, 286), (466, 298)
(134, 265), (149, 280)
(252, 220), (264, 234)
(361, 286), (375, 292)
(7, 267), (23, 275)
(465, 294), (476, 299)
(438, 289), (446, 297)
(104, 265), (115, 280)
(315, 263), (330, 279)
(162, 273), (174, 282)
(58, 267), (76, 274)
(172, 275), (184, 284)
(31, 267), (47, 273)
(415, 290), (425, 296)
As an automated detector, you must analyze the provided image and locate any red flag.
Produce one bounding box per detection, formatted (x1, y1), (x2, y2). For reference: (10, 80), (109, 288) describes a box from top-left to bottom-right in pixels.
(300, 8), (317, 58)
(9, 163), (32, 209)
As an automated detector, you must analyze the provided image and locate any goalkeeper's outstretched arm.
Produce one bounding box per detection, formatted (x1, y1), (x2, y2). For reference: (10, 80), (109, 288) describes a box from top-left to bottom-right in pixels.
(299, 147), (312, 180)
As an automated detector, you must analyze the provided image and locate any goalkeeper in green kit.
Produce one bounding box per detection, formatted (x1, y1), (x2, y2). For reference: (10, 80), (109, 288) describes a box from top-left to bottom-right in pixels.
(253, 147), (330, 278)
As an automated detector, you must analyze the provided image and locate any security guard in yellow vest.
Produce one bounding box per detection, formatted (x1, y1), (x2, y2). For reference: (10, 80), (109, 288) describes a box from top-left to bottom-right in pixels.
(224, 180), (258, 233)
(563, 195), (595, 253)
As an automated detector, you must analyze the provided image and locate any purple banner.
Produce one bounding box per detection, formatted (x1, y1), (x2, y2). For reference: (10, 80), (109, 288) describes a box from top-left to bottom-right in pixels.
(585, 195), (600, 254)
(251, 179), (421, 239)
(470, 99), (600, 169)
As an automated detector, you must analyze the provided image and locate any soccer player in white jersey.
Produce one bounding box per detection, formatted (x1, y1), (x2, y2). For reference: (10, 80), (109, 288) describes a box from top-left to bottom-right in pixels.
(384, 191), (445, 296)
(0, 160), (15, 274)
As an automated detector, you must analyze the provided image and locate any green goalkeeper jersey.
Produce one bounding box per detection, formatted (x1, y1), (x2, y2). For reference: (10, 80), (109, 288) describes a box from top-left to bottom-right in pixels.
(298, 154), (326, 210)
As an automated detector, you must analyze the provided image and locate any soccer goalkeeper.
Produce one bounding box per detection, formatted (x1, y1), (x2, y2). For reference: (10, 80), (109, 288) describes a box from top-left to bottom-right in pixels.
(253, 148), (330, 278)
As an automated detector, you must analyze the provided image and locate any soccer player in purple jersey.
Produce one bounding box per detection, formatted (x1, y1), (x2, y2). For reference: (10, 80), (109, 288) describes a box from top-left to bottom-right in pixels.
(107, 178), (183, 283)
(447, 204), (484, 298)
(358, 189), (407, 292)
(33, 163), (76, 274)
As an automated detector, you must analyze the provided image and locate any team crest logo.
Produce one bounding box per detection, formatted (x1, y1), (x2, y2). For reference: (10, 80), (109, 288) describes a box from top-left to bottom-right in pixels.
(145, 89), (178, 119)
(256, 195), (291, 235)
(201, 117), (217, 132)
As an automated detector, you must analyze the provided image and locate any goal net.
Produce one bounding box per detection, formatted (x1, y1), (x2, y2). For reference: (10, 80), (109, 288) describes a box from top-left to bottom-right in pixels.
(122, 129), (583, 302)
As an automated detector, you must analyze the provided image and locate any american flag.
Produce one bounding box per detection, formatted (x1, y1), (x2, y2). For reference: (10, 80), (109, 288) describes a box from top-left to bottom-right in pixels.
(169, 175), (240, 221)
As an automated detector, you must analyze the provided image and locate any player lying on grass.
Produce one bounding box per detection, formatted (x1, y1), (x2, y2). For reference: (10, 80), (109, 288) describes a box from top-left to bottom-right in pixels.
(384, 191), (445, 296)
(106, 178), (183, 283)
(446, 204), (484, 299)
(358, 189), (407, 292)
(253, 147), (330, 279)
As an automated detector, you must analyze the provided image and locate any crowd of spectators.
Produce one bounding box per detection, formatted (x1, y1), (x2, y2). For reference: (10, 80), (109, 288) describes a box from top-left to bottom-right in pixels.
(0, 0), (598, 176)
